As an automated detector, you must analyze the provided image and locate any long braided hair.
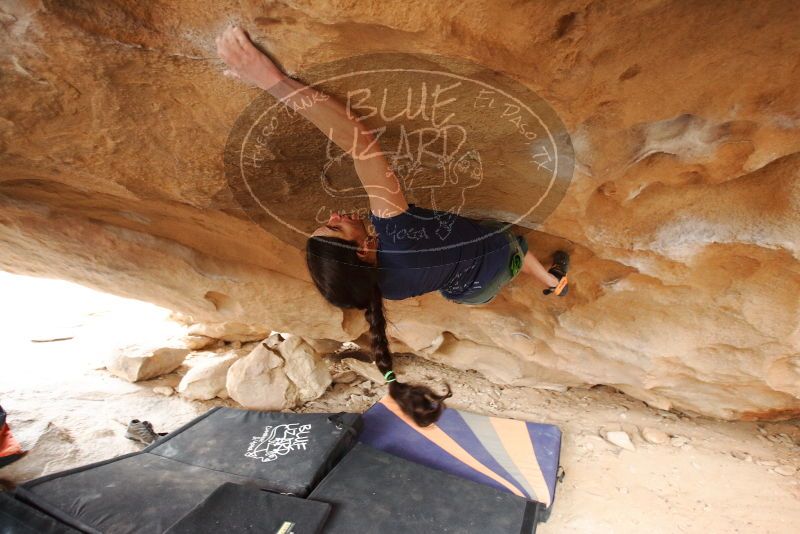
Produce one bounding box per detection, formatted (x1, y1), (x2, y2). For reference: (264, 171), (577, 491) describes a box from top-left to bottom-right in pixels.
(306, 235), (451, 426)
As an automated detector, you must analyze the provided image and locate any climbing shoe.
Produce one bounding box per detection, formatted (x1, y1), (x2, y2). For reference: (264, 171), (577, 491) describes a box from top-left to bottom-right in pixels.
(125, 419), (162, 446)
(543, 250), (570, 297)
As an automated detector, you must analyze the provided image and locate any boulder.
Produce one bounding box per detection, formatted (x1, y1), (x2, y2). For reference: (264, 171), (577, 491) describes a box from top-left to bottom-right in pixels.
(226, 335), (332, 410)
(303, 337), (344, 355)
(274, 334), (332, 403)
(226, 342), (294, 410)
(177, 351), (241, 400)
(181, 334), (219, 351)
(342, 358), (385, 384)
(264, 332), (284, 350)
(107, 345), (189, 383)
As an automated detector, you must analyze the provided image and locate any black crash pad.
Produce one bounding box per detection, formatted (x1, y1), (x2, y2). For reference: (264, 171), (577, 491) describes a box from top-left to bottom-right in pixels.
(164, 482), (331, 534)
(145, 408), (361, 496)
(0, 491), (80, 534)
(17, 408), (361, 534)
(309, 443), (541, 533)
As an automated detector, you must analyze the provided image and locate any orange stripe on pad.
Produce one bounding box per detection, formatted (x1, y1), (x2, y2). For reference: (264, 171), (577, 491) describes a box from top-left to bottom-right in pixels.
(380, 397), (524, 497)
(489, 417), (552, 506)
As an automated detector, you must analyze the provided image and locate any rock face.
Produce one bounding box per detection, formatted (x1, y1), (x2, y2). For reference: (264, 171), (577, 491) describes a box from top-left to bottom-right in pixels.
(1, 2), (799, 420)
(226, 334), (332, 410)
(107, 345), (189, 383)
(274, 335), (333, 403)
(342, 357), (386, 384)
(226, 342), (293, 410)
(177, 350), (242, 400)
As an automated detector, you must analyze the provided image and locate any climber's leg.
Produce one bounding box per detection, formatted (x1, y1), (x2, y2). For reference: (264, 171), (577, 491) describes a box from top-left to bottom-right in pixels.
(521, 251), (560, 288)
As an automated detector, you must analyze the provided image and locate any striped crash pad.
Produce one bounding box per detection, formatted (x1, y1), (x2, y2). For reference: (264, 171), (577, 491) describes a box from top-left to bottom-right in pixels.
(359, 396), (563, 512)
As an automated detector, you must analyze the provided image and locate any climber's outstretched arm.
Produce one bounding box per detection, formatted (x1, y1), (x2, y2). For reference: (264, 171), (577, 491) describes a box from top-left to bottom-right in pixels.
(216, 25), (408, 218)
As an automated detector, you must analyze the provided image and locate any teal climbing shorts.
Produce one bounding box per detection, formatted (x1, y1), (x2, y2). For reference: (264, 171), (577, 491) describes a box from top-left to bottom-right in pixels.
(444, 221), (529, 305)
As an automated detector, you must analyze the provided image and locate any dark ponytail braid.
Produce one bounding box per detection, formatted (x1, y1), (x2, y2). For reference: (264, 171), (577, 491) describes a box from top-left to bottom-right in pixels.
(364, 283), (451, 426)
(307, 235), (451, 426)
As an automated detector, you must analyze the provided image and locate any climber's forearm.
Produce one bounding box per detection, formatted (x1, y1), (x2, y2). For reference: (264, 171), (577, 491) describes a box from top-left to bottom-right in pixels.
(216, 25), (404, 211)
(259, 72), (376, 157)
(264, 73), (405, 207)
(216, 24), (376, 157)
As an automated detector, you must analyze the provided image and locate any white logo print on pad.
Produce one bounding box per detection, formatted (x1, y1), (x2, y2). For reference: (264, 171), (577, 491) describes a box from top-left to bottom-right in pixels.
(245, 423), (312, 463)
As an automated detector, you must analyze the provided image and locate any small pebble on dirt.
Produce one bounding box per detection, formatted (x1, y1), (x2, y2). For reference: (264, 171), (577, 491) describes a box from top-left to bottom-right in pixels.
(731, 450), (752, 462)
(671, 436), (689, 447)
(642, 427), (670, 444)
(773, 465), (797, 477)
(605, 430), (636, 451)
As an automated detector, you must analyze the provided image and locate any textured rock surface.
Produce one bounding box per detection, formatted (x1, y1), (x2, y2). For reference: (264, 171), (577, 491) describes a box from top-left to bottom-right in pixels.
(226, 335), (331, 409)
(107, 344), (189, 383)
(226, 341), (294, 410)
(177, 350), (242, 400)
(342, 357), (386, 384)
(605, 430), (635, 451)
(642, 427), (670, 445)
(1, 1), (799, 420)
(274, 334), (333, 402)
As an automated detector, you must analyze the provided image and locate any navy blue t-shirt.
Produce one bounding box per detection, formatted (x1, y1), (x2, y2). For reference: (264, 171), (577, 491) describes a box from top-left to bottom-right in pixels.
(369, 204), (512, 300)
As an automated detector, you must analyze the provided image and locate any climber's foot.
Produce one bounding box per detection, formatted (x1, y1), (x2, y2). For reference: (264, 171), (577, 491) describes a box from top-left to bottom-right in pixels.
(543, 250), (570, 297)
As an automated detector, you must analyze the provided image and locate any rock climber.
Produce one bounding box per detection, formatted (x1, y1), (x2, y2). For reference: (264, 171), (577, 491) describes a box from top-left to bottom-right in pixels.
(216, 25), (570, 426)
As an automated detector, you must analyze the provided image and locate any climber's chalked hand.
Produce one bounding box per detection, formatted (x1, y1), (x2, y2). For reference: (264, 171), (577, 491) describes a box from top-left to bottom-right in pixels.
(215, 25), (281, 89)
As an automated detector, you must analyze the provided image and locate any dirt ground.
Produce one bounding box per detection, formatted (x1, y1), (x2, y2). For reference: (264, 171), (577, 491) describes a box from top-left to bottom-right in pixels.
(2, 273), (799, 533)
